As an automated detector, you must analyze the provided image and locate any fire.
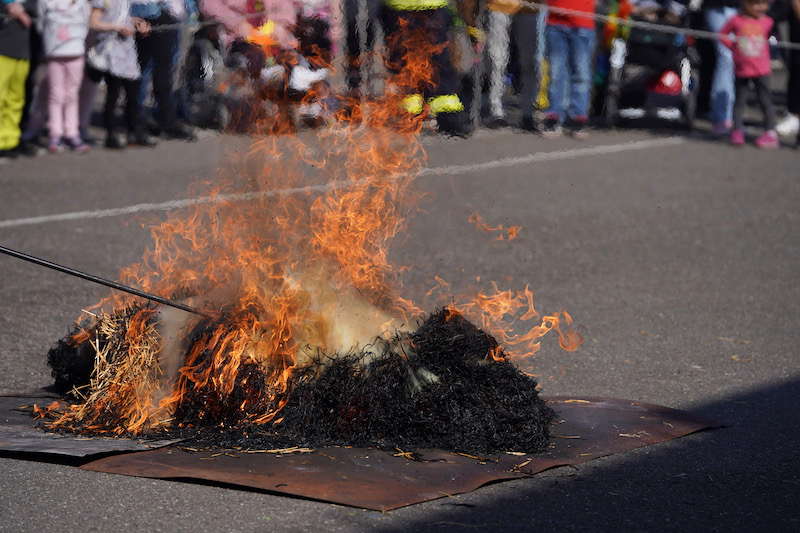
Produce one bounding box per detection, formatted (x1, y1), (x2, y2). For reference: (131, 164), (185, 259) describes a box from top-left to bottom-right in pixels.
(47, 25), (582, 436)
(468, 212), (522, 241)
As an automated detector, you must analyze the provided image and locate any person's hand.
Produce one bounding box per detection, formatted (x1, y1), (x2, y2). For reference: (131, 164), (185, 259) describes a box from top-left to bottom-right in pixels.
(117, 24), (134, 37)
(133, 17), (150, 35)
(6, 2), (32, 28)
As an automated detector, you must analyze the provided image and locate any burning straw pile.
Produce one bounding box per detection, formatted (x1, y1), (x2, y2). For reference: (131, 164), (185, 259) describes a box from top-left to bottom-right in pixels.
(36, 28), (580, 455)
(46, 307), (555, 454)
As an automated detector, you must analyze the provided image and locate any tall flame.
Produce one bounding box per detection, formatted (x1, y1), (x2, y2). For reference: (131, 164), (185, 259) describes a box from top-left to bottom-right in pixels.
(50, 25), (581, 435)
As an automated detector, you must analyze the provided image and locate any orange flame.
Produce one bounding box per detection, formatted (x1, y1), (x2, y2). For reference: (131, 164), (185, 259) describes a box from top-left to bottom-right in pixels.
(51, 25), (581, 436)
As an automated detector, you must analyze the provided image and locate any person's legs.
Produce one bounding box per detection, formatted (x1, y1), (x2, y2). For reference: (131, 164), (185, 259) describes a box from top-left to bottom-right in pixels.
(103, 72), (122, 136)
(512, 12), (540, 123)
(122, 77), (142, 135)
(345, 0), (380, 91)
(20, 63), (47, 145)
(0, 55), (30, 152)
(47, 58), (67, 144)
(752, 75), (778, 148)
(136, 33), (155, 128)
(705, 7), (737, 130)
(424, 8), (470, 136)
(544, 24), (569, 125)
(487, 10), (512, 119)
(79, 66), (101, 141)
(150, 26), (178, 131)
(61, 56), (84, 142)
(786, 49), (800, 116)
(753, 75), (776, 131)
(566, 26), (595, 125)
(732, 77), (749, 133)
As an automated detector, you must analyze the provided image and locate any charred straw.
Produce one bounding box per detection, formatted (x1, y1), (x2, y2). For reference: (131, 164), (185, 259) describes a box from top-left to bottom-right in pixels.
(45, 308), (554, 455)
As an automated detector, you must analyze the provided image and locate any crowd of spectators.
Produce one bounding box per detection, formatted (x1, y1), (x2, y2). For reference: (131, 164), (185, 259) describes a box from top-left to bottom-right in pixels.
(1, 0), (799, 161)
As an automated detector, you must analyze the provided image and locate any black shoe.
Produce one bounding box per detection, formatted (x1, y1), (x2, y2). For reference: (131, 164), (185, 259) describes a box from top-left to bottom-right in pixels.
(129, 133), (158, 147)
(79, 128), (98, 146)
(485, 116), (508, 129)
(519, 115), (538, 132)
(16, 141), (41, 157)
(541, 117), (562, 138)
(0, 148), (19, 160)
(436, 112), (472, 138)
(164, 124), (197, 142)
(105, 133), (127, 149)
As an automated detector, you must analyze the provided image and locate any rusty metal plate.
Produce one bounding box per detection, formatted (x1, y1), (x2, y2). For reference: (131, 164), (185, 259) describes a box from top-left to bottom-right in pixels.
(0, 396), (181, 457)
(80, 397), (717, 510)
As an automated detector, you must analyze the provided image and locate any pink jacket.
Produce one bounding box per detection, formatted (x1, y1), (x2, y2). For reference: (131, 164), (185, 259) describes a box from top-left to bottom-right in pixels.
(719, 14), (774, 78)
(200, 0), (297, 48)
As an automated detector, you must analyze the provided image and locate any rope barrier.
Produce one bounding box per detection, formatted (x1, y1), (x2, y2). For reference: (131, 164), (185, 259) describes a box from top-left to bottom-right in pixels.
(4, 2), (800, 50)
(519, 0), (800, 51)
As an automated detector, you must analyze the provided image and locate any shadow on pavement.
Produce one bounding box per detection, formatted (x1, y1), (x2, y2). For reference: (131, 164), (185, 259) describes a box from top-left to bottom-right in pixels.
(376, 376), (800, 531)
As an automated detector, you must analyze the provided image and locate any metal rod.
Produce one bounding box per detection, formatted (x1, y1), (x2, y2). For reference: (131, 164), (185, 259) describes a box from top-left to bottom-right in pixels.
(0, 244), (210, 318)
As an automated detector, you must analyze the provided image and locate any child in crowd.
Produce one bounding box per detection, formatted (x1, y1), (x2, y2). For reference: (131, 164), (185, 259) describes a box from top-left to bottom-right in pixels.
(0, 0), (35, 160)
(86, 0), (155, 148)
(37, 0), (91, 153)
(720, 0), (778, 148)
(543, 0), (597, 137)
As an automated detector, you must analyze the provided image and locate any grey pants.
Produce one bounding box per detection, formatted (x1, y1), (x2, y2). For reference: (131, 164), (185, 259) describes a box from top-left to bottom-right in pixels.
(486, 10), (542, 120)
(733, 75), (776, 131)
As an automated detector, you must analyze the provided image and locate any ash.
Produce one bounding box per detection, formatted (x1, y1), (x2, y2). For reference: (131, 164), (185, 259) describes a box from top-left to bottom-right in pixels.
(47, 309), (555, 455)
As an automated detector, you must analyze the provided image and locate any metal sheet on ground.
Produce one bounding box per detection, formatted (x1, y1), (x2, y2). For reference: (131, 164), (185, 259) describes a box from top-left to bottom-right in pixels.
(80, 397), (717, 510)
(0, 396), (181, 457)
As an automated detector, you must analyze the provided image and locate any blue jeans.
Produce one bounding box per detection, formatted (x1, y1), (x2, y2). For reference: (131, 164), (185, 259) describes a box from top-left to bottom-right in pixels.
(705, 7), (737, 125)
(545, 24), (596, 123)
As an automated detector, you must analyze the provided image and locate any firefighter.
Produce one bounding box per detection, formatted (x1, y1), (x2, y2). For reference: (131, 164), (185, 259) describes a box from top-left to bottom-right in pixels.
(382, 0), (475, 137)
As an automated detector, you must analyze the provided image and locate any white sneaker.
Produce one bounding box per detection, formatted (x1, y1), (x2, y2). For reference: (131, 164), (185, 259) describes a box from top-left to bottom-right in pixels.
(776, 113), (799, 137)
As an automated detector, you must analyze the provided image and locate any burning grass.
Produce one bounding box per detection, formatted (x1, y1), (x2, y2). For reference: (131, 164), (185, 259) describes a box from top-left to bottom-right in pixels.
(37, 25), (580, 456)
(45, 308), (554, 454)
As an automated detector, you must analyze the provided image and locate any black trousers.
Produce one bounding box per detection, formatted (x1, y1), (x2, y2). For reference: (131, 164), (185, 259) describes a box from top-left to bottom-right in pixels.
(135, 13), (180, 130)
(733, 75), (776, 131)
(511, 12), (541, 119)
(87, 67), (142, 136)
(784, 11), (800, 115)
(344, 0), (383, 90)
(381, 7), (460, 101)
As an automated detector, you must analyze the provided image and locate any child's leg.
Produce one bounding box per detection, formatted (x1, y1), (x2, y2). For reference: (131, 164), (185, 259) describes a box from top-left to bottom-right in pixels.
(0, 55), (30, 151)
(62, 56), (84, 141)
(545, 25), (569, 123)
(566, 26), (596, 123)
(122, 77), (142, 136)
(47, 58), (67, 141)
(752, 76), (776, 132)
(21, 65), (48, 143)
(732, 77), (750, 132)
(79, 66), (102, 137)
(103, 73), (122, 136)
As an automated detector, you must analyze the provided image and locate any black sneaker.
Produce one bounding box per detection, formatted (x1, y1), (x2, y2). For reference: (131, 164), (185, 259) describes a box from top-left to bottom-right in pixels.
(519, 115), (538, 132)
(16, 141), (41, 157)
(164, 124), (197, 142)
(105, 133), (127, 149)
(485, 116), (508, 129)
(436, 112), (472, 138)
(541, 117), (562, 138)
(0, 148), (19, 160)
(129, 132), (158, 148)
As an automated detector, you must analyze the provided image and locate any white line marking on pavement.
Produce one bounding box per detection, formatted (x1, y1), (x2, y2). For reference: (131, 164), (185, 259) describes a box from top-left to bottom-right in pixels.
(0, 137), (684, 229)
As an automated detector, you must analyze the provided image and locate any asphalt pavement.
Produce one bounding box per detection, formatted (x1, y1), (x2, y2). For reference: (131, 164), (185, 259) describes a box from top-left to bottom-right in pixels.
(0, 124), (798, 532)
